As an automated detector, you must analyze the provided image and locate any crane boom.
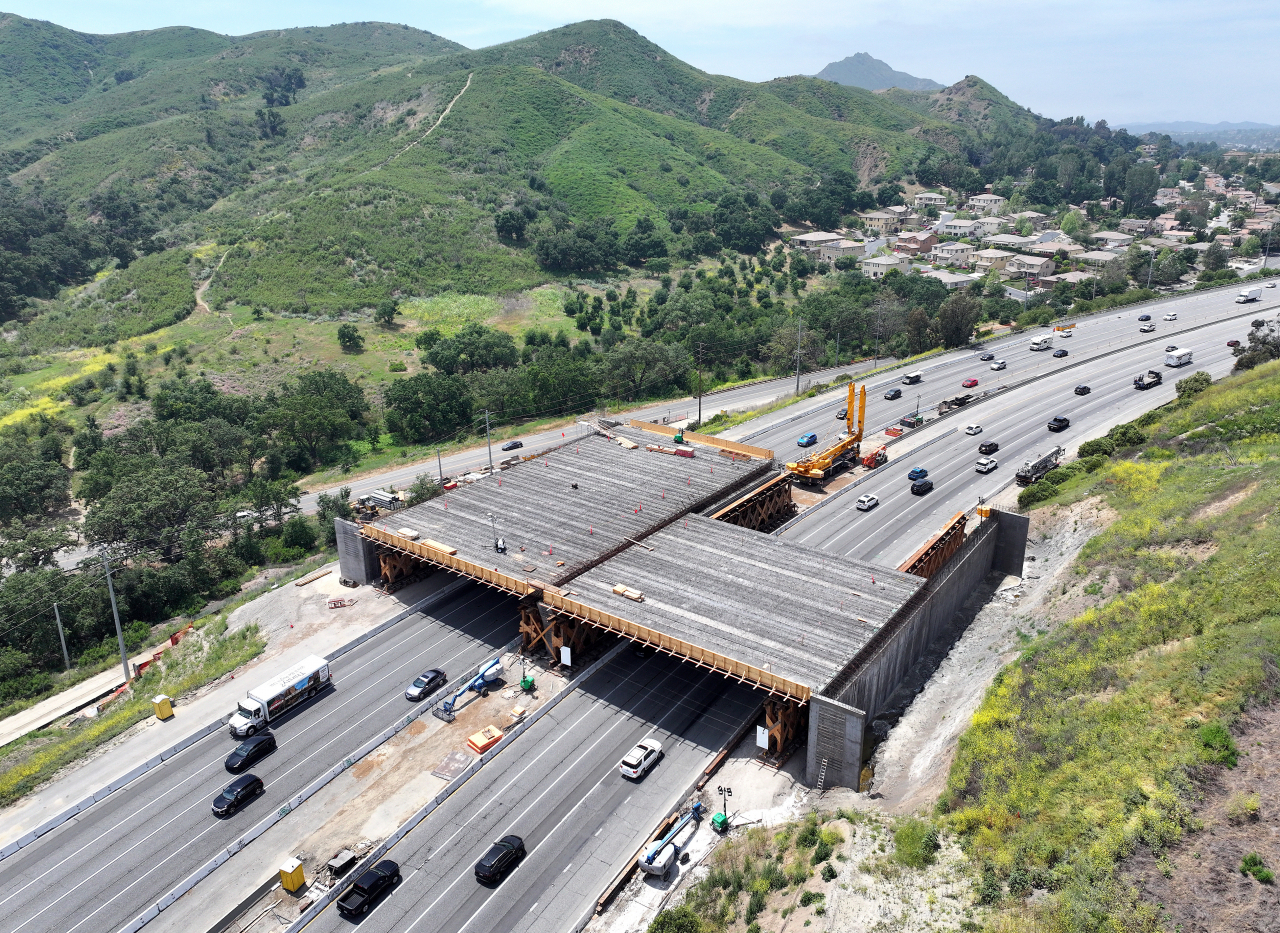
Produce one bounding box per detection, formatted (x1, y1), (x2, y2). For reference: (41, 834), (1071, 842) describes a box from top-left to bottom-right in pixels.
(784, 381), (865, 484)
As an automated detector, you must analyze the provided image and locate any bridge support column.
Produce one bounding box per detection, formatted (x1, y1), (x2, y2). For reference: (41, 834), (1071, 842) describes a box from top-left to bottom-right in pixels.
(806, 695), (864, 790)
(763, 697), (804, 757)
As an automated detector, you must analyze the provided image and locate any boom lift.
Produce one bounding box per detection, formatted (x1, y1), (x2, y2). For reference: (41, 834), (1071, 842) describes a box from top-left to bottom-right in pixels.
(638, 802), (706, 879)
(433, 657), (503, 722)
(785, 382), (866, 485)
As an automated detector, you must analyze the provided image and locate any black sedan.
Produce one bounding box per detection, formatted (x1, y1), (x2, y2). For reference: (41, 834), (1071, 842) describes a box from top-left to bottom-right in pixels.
(501, 440), (524, 452)
(1138, 314), (1152, 321)
(979, 352), (995, 361)
(212, 774), (264, 816)
(475, 835), (525, 883)
(1074, 385), (1091, 396)
(225, 732), (276, 773)
(978, 441), (999, 455)
(405, 668), (447, 701)
(1052, 348), (1069, 358)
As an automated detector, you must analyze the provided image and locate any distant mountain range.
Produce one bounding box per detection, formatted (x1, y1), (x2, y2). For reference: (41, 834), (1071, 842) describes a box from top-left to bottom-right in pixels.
(1123, 120), (1278, 134)
(812, 53), (944, 92)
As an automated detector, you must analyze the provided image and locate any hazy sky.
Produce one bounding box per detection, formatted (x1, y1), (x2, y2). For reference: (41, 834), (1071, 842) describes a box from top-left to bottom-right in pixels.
(9, 0), (1277, 125)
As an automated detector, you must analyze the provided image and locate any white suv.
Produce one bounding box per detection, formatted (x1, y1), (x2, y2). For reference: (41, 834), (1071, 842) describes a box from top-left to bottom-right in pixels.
(990, 360), (1007, 370)
(855, 494), (879, 511)
(1163, 312), (1177, 321)
(619, 738), (663, 779)
(965, 424), (982, 435)
(975, 457), (998, 474)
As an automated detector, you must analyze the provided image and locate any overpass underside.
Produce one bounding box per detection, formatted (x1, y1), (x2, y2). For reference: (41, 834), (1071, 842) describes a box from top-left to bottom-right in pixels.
(338, 426), (1028, 787)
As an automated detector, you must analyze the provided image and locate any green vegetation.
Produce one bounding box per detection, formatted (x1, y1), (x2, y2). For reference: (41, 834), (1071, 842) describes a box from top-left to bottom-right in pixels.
(1241, 853), (1274, 884)
(944, 359), (1280, 927)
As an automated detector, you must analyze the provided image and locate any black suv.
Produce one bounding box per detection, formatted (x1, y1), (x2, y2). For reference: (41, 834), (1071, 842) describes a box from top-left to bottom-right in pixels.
(225, 732), (276, 773)
(884, 387), (903, 401)
(336, 860), (401, 916)
(1074, 385), (1091, 396)
(1048, 416), (1071, 432)
(910, 478), (934, 495)
(978, 441), (999, 455)
(211, 774), (264, 816)
(475, 835), (525, 883)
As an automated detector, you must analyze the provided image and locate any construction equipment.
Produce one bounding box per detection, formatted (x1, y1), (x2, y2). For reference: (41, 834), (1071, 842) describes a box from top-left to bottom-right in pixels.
(784, 382), (865, 484)
(433, 657), (504, 722)
(1015, 447), (1064, 486)
(860, 444), (887, 469)
(638, 802), (706, 879)
(937, 394), (973, 415)
(1133, 369), (1163, 390)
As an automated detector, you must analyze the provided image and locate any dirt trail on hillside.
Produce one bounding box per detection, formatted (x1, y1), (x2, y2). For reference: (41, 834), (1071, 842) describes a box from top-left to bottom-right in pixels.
(371, 72), (472, 172)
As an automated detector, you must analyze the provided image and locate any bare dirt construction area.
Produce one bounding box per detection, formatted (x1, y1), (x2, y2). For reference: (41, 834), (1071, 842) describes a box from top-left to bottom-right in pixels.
(868, 494), (1117, 815)
(1124, 703), (1280, 933)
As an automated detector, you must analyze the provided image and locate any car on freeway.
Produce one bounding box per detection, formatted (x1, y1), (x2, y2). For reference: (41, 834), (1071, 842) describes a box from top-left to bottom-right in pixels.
(907, 466), (929, 481)
(1052, 348), (1069, 358)
(979, 352), (995, 361)
(1139, 323), (1156, 333)
(855, 494), (879, 511)
(978, 441), (999, 455)
(884, 387), (903, 400)
(500, 440), (523, 451)
(990, 360), (1007, 370)
(797, 432), (818, 448)
(1163, 312), (1178, 321)
(1253, 320), (1267, 329)
(1138, 314), (1152, 321)
(1048, 416), (1071, 432)
(975, 457), (998, 474)
(1267, 282), (1277, 288)
(965, 424), (982, 435)
(225, 732), (276, 773)
(475, 835), (525, 883)
(405, 668), (447, 701)
(211, 774), (264, 817)
(619, 738), (663, 778)
(1227, 339), (1241, 347)
(336, 861), (401, 917)
(962, 377), (979, 388)
(910, 478), (934, 495)
(1074, 385), (1091, 395)
(836, 408), (847, 420)
(1165, 344), (1179, 352)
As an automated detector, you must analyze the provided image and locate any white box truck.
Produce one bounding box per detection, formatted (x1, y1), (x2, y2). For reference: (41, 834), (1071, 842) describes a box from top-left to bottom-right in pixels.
(228, 655), (331, 737)
(1165, 348), (1193, 367)
(1029, 335), (1054, 351)
(1236, 286), (1263, 304)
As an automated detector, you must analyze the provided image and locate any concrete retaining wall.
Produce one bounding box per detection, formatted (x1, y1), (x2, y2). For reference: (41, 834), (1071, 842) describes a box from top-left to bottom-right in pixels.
(335, 518), (380, 585)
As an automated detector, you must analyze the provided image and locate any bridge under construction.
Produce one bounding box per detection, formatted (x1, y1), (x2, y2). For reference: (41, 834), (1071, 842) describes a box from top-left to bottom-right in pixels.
(337, 413), (1026, 789)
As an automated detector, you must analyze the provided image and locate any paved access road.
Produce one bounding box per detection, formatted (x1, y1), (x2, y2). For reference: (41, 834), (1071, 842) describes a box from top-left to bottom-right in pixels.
(0, 587), (517, 933)
(783, 299), (1270, 568)
(740, 283), (1269, 457)
(302, 650), (759, 933)
(299, 358), (888, 513)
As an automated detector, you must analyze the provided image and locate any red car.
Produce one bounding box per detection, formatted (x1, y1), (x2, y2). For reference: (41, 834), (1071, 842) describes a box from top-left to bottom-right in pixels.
(1227, 340), (1241, 347)
(962, 378), (979, 388)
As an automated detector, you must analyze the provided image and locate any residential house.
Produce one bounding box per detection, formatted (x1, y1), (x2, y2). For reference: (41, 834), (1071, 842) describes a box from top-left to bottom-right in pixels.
(973, 216), (1006, 237)
(1039, 270), (1097, 286)
(914, 191), (949, 210)
(1009, 210), (1050, 231)
(1026, 238), (1084, 258)
(817, 239), (864, 262)
(965, 193), (1008, 216)
(982, 232), (1038, 250)
(1006, 254), (1056, 279)
(1119, 218), (1152, 235)
(789, 231), (844, 251)
(1154, 188), (1185, 208)
(921, 269), (978, 289)
(861, 211), (903, 235)
(895, 231), (939, 256)
(1163, 229), (1195, 243)
(939, 217), (982, 238)
(1076, 249), (1122, 266)
(861, 254), (909, 279)
(972, 248), (1014, 274)
(931, 241), (975, 266)
(1204, 173), (1226, 193)
(1092, 231), (1134, 249)
(1151, 213), (1181, 234)
(884, 205), (924, 230)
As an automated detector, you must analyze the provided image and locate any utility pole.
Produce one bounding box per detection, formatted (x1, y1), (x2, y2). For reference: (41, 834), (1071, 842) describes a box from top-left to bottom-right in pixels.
(835, 332), (840, 368)
(794, 319), (803, 396)
(1147, 252), (1154, 289)
(53, 603), (70, 671)
(101, 551), (131, 683)
(873, 302), (885, 367)
(436, 447), (444, 487)
(696, 342), (704, 426)
(483, 410), (493, 474)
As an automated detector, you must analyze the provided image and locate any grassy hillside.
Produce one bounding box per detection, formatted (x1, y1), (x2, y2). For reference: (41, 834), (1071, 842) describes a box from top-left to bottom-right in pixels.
(944, 361), (1280, 928)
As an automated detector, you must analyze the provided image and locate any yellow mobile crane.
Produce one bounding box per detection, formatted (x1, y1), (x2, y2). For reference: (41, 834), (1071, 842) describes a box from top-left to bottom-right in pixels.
(785, 381), (866, 484)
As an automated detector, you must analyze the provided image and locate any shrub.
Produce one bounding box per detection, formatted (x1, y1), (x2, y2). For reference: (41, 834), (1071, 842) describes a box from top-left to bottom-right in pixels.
(1107, 422), (1146, 447)
(893, 818), (940, 869)
(1079, 455), (1110, 473)
(796, 818), (820, 848)
(811, 840), (833, 864)
(647, 907), (701, 933)
(1242, 853), (1274, 883)
(1078, 437), (1116, 458)
(1226, 792), (1260, 823)
(281, 514), (317, 551)
(1018, 480), (1057, 509)
(388, 360), (407, 372)
(1199, 721), (1238, 767)
(820, 862), (837, 881)
(1176, 370), (1212, 399)
(977, 864), (1002, 904)
(799, 890), (825, 907)
(745, 889), (767, 924)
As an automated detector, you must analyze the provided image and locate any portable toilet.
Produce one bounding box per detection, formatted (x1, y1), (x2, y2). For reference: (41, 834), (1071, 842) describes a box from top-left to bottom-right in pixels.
(280, 857), (306, 893)
(151, 695), (174, 721)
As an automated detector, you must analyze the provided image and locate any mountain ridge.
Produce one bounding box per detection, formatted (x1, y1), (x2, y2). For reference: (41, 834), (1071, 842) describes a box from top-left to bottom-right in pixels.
(813, 52), (944, 92)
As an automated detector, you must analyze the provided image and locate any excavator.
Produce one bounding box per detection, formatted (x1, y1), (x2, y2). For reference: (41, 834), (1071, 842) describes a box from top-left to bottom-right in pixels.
(785, 381), (866, 485)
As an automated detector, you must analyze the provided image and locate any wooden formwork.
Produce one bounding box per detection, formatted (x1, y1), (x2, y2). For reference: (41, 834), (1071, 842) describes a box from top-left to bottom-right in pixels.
(628, 420), (774, 461)
(897, 511), (968, 580)
(710, 473), (795, 531)
(763, 697), (805, 757)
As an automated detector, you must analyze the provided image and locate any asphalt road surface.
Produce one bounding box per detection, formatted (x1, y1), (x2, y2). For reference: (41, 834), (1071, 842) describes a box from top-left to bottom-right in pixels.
(782, 296), (1272, 567)
(300, 650), (760, 933)
(0, 587), (517, 933)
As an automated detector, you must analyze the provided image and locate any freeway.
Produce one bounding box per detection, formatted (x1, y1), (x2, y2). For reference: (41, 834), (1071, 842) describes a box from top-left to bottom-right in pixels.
(0, 587), (517, 933)
(782, 298), (1273, 567)
(298, 357), (889, 513)
(301, 651), (760, 933)
(738, 283), (1270, 456)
